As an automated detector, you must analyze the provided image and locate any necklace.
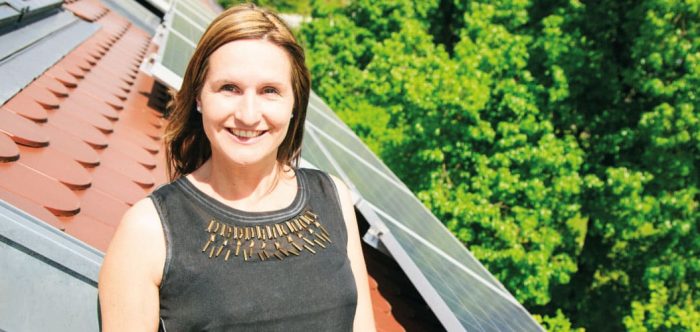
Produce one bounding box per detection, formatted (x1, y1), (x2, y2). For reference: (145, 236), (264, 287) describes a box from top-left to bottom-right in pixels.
(201, 208), (332, 262)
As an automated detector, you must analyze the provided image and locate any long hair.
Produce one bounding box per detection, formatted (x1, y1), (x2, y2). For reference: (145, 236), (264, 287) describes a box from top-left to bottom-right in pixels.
(164, 4), (311, 181)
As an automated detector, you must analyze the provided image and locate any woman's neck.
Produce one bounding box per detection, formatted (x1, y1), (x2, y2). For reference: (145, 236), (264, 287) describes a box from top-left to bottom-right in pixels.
(189, 155), (294, 212)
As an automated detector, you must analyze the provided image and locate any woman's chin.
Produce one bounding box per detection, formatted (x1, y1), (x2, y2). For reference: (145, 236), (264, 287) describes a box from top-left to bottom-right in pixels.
(215, 150), (277, 168)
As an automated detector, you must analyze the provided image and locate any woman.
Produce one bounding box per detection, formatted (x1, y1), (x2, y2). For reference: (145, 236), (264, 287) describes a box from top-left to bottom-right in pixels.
(99, 4), (376, 331)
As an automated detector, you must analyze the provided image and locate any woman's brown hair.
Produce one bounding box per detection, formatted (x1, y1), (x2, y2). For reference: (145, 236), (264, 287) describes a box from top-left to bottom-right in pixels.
(164, 3), (311, 180)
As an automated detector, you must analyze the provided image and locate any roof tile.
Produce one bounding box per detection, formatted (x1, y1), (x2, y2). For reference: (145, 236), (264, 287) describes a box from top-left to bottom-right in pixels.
(0, 162), (80, 216)
(108, 134), (157, 169)
(363, 241), (444, 331)
(40, 123), (100, 167)
(0, 132), (19, 162)
(371, 289), (393, 314)
(63, 0), (109, 22)
(0, 187), (64, 229)
(75, 189), (130, 227)
(81, 74), (130, 100)
(63, 93), (120, 121)
(61, 214), (114, 251)
(34, 76), (70, 97)
(25, 84), (62, 109)
(74, 83), (126, 109)
(98, 148), (155, 188)
(115, 125), (160, 154)
(45, 106), (109, 148)
(60, 63), (87, 79)
(17, 145), (92, 190)
(57, 98), (115, 133)
(0, 108), (49, 147)
(45, 67), (79, 88)
(89, 165), (149, 205)
(2, 93), (49, 122)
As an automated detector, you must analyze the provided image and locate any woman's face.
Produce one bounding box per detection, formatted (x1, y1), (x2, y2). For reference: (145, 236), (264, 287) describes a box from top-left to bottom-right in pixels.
(199, 39), (295, 168)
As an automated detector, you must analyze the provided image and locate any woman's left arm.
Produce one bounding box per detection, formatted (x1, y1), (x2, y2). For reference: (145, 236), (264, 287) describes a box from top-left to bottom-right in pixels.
(331, 176), (377, 332)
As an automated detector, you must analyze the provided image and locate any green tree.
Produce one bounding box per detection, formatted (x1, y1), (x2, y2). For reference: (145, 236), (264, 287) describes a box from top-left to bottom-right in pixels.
(526, 0), (699, 330)
(300, 0), (699, 330)
(301, 0), (586, 326)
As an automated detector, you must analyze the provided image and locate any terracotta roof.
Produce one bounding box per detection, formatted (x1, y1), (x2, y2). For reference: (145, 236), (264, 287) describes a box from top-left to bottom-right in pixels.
(0, 1), (424, 331)
(0, 0), (163, 251)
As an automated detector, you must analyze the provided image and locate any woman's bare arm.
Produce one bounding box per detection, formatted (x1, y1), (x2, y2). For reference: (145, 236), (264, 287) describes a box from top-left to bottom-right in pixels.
(98, 198), (165, 332)
(331, 176), (377, 332)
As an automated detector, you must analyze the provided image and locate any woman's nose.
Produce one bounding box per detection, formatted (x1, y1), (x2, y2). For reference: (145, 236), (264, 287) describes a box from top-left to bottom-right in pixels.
(235, 91), (261, 125)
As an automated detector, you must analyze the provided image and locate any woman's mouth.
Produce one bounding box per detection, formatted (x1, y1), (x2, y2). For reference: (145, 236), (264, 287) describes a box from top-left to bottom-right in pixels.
(227, 128), (266, 143)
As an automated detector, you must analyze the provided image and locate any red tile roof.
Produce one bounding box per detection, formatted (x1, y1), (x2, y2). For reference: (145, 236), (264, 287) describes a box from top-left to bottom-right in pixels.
(0, 0), (161, 248)
(0, 1), (417, 331)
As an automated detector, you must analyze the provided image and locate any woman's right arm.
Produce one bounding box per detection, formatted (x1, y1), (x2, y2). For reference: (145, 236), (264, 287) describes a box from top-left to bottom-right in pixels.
(99, 198), (166, 332)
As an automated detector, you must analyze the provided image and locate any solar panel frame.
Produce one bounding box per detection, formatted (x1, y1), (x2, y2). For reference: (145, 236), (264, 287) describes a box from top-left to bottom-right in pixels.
(141, 0), (171, 13)
(173, 0), (213, 26)
(148, 25), (186, 89)
(369, 204), (543, 330)
(146, 0), (219, 89)
(305, 100), (405, 184)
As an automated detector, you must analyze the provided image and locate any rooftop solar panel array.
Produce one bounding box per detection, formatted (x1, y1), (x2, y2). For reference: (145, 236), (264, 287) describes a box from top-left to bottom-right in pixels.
(143, 0), (215, 89)
(144, 2), (544, 331)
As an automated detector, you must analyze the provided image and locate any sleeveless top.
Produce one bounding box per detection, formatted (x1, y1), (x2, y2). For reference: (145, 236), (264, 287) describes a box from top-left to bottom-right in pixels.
(149, 168), (358, 331)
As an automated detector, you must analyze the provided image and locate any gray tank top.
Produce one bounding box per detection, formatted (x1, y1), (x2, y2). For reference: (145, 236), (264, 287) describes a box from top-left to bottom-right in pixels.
(150, 168), (357, 331)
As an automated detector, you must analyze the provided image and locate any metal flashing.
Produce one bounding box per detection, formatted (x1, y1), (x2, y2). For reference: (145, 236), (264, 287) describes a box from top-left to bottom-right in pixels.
(0, 10), (99, 104)
(0, 3), (20, 27)
(0, 199), (102, 331)
(0, 0), (62, 30)
(0, 10), (76, 62)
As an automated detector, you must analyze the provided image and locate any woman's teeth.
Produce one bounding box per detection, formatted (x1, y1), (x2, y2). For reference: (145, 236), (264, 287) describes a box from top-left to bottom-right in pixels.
(229, 129), (263, 138)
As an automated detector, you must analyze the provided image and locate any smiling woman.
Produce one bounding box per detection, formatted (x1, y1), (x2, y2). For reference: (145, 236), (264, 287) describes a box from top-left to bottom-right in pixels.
(199, 39), (295, 168)
(97, 3), (375, 332)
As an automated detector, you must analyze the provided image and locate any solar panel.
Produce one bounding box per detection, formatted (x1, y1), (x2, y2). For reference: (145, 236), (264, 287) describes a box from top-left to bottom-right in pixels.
(143, 0), (215, 89)
(141, 3), (544, 330)
(302, 102), (543, 331)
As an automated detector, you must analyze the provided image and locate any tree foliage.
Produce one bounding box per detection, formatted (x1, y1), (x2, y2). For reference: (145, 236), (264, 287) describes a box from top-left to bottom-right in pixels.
(297, 0), (699, 330)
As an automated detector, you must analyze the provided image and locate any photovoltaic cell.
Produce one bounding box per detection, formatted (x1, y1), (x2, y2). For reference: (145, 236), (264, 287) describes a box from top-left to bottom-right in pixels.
(306, 100), (404, 184)
(300, 129), (343, 177)
(173, 1), (212, 27)
(147, 0), (216, 89)
(378, 212), (540, 331)
(171, 11), (205, 41)
(160, 30), (194, 78)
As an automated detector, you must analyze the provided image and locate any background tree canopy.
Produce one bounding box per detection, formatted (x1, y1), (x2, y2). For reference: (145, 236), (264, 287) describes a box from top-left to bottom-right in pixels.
(221, 0), (699, 330)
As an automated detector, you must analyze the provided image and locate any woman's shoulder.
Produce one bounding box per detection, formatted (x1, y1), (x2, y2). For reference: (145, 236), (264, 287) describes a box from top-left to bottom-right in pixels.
(119, 197), (162, 235)
(149, 178), (184, 198)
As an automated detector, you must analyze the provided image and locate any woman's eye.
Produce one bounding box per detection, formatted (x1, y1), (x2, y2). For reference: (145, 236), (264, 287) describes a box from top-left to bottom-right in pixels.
(221, 84), (238, 92)
(263, 87), (279, 95)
